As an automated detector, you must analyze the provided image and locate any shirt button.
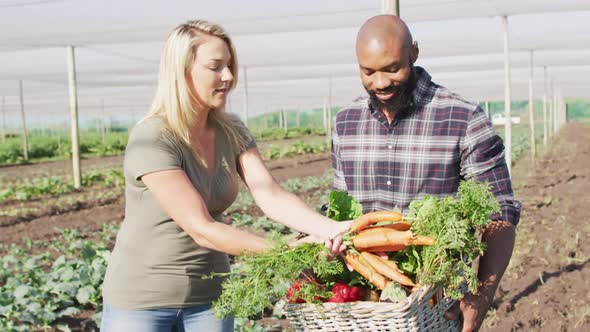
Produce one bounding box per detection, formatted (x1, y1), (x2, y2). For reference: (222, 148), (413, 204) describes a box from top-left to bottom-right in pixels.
(388, 145), (392, 149)
(386, 181), (391, 185)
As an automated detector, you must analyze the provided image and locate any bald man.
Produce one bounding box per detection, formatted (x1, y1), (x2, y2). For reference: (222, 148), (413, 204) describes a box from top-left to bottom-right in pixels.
(332, 15), (520, 332)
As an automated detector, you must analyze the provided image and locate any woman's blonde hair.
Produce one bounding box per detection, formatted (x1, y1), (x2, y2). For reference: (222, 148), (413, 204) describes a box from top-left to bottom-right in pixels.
(146, 20), (247, 165)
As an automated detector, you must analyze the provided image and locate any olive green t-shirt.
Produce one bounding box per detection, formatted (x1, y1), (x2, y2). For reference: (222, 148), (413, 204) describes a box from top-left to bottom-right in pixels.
(102, 115), (256, 310)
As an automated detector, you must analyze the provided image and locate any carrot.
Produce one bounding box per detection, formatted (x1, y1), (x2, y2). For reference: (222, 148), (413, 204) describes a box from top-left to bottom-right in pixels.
(353, 228), (436, 251)
(379, 221), (412, 231)
(364, 245), (408, 252)
(344, 253), (389, 290)
(360, 252), (415, 287)
(350, 211), (403, 233)
(352, 228), (404, 251)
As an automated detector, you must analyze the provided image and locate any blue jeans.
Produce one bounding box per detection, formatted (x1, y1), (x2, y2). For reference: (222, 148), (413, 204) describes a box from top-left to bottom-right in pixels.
(100, 303), (234, 332)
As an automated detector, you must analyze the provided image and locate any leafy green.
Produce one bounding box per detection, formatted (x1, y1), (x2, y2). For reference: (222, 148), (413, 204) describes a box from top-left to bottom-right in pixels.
(0, 224), (118, 331)
(325, 190), (363, 221)
(398, 180), (500, 299)
(379, 282), (408, 303)
(209, 241), (343, 318)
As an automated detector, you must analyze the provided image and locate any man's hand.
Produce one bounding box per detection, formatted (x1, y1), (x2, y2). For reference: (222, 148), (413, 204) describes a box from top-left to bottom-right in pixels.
(445, 220), (515, 332)
(444, 285), (495, 332)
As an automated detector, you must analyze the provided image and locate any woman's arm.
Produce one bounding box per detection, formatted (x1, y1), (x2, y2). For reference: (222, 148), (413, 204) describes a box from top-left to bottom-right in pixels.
(142, 169), (270, 256)
(237, 147), (351, 240)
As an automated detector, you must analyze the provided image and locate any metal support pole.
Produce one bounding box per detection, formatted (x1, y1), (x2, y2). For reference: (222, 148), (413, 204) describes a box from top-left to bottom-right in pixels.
(551, 80), (557, 136)
(528, 50), (536, 163)
(101, 99), (106, 143)
(243, 66), (249, 127)
(283, 108), (288, 131)
(1, 96), (5, 144)
(542, 67), (548, 146)
(327, 76), (333, 144)
(322, 98), (328, 133)
(382, 0), (400, 16)
(19, 80), (29, 161)
(502, 16), (513, 175)
(67, 45), (81, 188)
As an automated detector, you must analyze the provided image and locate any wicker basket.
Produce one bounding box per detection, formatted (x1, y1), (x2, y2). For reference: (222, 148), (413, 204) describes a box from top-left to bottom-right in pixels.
(283, 285), (461, 331)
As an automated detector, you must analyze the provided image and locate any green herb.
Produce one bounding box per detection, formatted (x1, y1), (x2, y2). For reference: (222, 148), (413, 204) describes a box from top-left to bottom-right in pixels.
(325, 190), (363, 221)
(209, 241), (343, 318)
(379, 282), (408, 303)
(396, 180), (500, 299)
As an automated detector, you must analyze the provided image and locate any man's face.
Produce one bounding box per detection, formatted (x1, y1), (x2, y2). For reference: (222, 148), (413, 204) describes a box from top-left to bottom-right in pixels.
(356, 38), (416, 111)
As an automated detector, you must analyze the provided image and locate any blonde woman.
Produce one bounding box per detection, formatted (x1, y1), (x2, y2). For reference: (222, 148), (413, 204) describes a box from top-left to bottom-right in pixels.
(100, 20), (350, 331)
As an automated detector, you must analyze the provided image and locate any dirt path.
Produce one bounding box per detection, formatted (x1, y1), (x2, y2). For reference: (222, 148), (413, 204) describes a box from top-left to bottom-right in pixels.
(481, 122), (590, 331)
(0, 153), (331, 244)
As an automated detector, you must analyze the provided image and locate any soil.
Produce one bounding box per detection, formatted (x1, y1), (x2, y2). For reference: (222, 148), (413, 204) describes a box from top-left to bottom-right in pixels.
(0, 152), (331, 245)
(480, 122), (590, 332)
(2, 123), (589, 331)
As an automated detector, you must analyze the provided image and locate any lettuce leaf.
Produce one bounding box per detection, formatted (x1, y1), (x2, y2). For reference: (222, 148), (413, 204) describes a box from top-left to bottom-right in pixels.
(326, 190), (363, 221)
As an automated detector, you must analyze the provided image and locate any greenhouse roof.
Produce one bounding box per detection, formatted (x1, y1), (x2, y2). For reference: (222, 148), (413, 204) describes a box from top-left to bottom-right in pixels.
(0, 0), (589, 123)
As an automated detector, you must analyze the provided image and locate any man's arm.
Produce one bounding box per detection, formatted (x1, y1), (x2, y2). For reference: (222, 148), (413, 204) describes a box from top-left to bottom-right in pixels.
(445, 220), (515, 331)
(451, 105), (521, 331)
(478, 220), (516, 303)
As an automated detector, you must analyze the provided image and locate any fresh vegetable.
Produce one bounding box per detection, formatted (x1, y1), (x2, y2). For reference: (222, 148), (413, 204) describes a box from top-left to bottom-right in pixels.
(325, 190), (364, 221)
(379, 282), (408, 302)
(343, 253), (389, 290)
(286, 281), (306, 303)
(209, 179), (499, 319)
(207, 241), (341, 318)
(349, 211), (403, 233)
(326, 282), (365, 303)
(395, 180), (501, 299)
(352, 228), (436, 251)
(379, 221), (412, 231)
(286, 277), (324, 303)
(360, 252), (415, 287)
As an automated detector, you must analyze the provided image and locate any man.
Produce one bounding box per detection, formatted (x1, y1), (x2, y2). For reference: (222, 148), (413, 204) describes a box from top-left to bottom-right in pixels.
(332, 15), (521, 331)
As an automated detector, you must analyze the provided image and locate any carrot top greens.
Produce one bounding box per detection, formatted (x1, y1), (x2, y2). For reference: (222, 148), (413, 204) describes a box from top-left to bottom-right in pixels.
(208, 241), (341, 318)
(209, 180), (500, 318)
(394, 180), (501, 299)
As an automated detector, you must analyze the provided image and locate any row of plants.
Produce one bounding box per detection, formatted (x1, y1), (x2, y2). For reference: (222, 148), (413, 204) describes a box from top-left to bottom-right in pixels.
(0, 133), (128, 165)
(264, 141), (329, 160)
(0, 225), (117, 332)
(0, 214), (305, 331)
(255, 127), (325, 141)
(0, 190), (122, 228)
(1, 138), (330, 203)
(1, 171), (333, 230)
(0, 170), (335, 331)
(0, 169), (124, 202)
(498, 123), (545, 164)
(0, 126), (326, 165)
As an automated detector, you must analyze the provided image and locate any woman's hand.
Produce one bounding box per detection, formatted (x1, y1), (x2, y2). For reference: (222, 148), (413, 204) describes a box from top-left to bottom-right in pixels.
(288, 220), (352, 257)
(322, 220), (353, 257)
(290, 234), (346, 258)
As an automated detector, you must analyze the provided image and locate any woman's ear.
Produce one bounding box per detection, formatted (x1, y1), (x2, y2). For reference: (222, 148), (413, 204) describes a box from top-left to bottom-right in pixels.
(410, 41), (419, 64)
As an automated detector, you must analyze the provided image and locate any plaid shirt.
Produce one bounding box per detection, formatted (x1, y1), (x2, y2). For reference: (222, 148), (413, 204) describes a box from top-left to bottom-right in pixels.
(332, 67), (521, 225)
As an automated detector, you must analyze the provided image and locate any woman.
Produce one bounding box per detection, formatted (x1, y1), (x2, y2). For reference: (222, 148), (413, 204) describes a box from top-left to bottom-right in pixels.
(100, 20), (350, 332)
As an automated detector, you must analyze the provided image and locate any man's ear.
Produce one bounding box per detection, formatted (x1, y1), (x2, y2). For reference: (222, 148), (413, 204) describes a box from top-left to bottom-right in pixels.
(410, 41), (419, 64)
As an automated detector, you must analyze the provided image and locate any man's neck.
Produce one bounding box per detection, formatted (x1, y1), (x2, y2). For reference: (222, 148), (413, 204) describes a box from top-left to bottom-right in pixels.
(381, 107), (398, 125)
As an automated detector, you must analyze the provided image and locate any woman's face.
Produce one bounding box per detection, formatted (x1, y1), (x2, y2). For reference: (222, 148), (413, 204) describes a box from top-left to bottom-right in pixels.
(187, 36), (234, 111)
